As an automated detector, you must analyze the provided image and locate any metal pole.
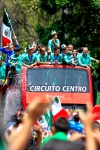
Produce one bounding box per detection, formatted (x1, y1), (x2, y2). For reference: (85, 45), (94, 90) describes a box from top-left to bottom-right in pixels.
(4, 9), (19, 44)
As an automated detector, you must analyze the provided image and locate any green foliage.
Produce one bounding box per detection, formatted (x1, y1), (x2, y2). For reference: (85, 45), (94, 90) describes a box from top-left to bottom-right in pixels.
(36, 20), (64, 46)
(36, 25), (49, 46)
(38, 0), (100, 48)
(37, 0), (100, 88)
(0, 0), (100, 88)
(38, 0), (58, 15)
(97, 92), (100, 104)
(55, 0), (68, 9)
(38, 0), (68, 14)
(91, 47), (100, 82)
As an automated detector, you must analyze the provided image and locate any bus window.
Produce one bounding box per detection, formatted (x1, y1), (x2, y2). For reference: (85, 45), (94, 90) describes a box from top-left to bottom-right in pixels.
(65, 69), (88, 86)
(26, 68), (90, 93)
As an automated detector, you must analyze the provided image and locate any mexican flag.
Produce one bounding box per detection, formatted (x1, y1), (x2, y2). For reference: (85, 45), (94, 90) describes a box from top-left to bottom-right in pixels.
(37, 111), (52, 131)
(37, 97), (69, 130)
(93, 105), (100, 123)
(1, 9), (12, 47)
(52, 97), (69, 123)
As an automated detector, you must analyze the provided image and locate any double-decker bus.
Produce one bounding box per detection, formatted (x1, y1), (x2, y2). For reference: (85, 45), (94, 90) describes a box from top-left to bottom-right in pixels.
(21, 65), (93, 111)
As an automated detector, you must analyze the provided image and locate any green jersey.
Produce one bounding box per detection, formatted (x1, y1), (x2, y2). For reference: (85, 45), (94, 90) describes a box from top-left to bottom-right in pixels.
(23, 54), (38, 65)
(78, 53), (91, 67)
(62, 53), (73, 64)
(48, 39), (60, 53)
(38, 54), (48, 62)
(21, 52), (27, 62)
(41, 132), (68, 147)
(10, 54), (22, 73)
(51, 53), (62, 64)
(0, 140), (5, 150)
(0, 62), (6, 80)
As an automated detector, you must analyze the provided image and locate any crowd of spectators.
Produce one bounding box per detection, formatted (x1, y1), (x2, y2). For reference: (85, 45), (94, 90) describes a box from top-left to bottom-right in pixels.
(0, 95), (99, 150)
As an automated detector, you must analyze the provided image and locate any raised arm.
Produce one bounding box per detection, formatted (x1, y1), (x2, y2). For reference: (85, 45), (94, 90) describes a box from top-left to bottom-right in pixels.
(0, 47), (9, 54)
(78, 56), (87, 67)
(80, 104), (96, 150)
(52, 39), (60, 48)
(8, 95), (51, 150)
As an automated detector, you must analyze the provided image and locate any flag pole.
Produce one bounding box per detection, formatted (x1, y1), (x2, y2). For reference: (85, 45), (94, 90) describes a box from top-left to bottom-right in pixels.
(4, 9), (19, 45)
(1, 20), (2, 48)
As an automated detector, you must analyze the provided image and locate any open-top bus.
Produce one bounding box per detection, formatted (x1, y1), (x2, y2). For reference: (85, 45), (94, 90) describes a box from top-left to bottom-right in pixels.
(21, 65), (93, 111)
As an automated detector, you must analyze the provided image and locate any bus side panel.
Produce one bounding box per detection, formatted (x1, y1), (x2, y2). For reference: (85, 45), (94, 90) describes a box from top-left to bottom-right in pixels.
(88, 69), (93, 106)
(22, 66), (93, 108)
(26, 92), (92, 104)
(21, 68), (27, 110)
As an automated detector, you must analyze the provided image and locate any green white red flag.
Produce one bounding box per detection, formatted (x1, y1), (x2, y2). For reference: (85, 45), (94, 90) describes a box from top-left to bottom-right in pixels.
(52, 97), (69, 123)
(37, 97), (69, 130)
(1, 9), (12, 47)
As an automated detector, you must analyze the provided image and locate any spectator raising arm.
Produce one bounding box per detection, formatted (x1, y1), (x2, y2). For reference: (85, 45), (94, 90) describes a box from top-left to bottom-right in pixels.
(80, 104), (96, 150)
(8, 95), (51, 150)
(91, 57), (100, 63)
(0, 46), (9, 54)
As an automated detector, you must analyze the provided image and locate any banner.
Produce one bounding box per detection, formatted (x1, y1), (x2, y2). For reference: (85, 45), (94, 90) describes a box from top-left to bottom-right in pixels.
(29, 85), (88, 93)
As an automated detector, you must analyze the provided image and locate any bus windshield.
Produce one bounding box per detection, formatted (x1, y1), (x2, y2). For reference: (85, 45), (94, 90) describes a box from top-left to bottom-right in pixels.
(26, 68), (90, 93)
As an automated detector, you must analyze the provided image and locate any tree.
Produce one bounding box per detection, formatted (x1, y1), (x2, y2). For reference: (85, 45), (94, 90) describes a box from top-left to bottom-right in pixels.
(37, 0), (100, 88)
(37, 0), (100, 48)
(0, 0), (52, 50)
(0, 0), (100, 86)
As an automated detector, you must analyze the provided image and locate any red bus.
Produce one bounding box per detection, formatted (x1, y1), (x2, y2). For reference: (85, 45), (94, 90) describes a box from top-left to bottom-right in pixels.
(21, 65), (93, 111)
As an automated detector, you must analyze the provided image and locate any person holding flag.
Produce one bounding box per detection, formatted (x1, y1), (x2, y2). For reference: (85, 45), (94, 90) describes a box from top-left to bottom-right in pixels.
(0, 43), (14, 76)
(0, 9), (20, 76)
